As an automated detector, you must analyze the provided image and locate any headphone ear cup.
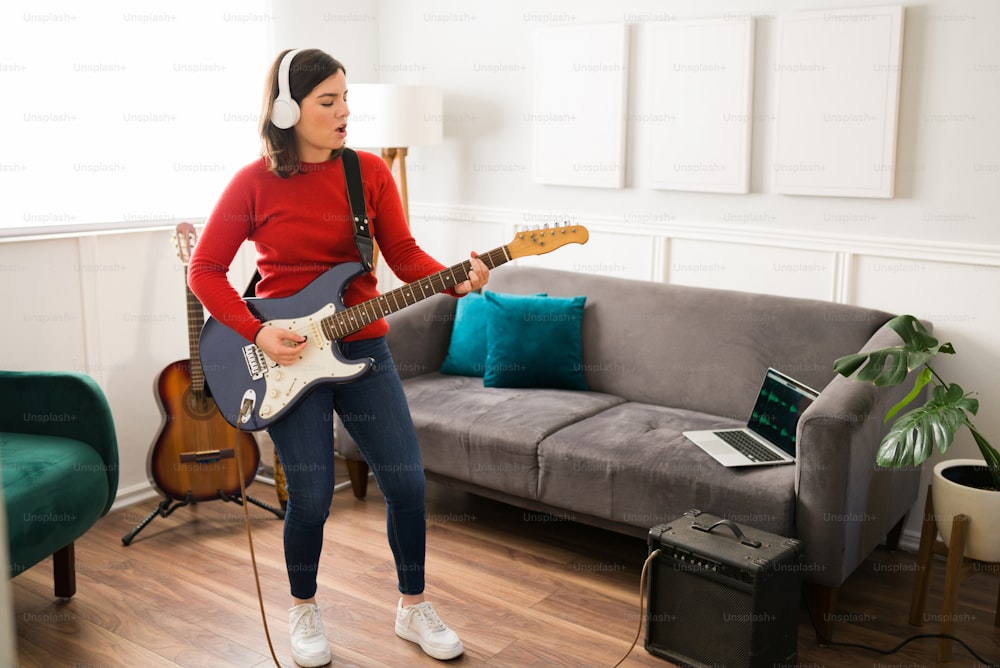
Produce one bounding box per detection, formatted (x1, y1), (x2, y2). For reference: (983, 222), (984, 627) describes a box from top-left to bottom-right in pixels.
(270, 96), (300, 129)
(270, 48), (302, 129)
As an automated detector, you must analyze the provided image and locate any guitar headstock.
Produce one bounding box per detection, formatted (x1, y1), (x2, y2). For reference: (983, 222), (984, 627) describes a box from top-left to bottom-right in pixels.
(506, 222), (589, 259)
(173, 222), (198, 266)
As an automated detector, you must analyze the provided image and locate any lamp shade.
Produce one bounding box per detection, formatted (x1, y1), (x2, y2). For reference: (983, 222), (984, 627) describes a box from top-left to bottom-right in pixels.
(347, 84), (443, 149)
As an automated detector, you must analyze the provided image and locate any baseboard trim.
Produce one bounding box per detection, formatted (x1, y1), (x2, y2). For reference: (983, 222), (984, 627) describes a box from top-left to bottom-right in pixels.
(897, 528), (921, 554)
(110, 482), (160, 511)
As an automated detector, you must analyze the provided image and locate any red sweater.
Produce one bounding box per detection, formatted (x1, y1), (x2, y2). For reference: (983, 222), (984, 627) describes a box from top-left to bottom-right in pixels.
(188, 151), (448, 343)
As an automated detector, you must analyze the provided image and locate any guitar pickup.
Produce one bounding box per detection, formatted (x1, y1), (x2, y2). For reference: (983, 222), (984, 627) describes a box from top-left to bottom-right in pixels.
(242, 344), (267, 380)
(179, 448), (235, 464)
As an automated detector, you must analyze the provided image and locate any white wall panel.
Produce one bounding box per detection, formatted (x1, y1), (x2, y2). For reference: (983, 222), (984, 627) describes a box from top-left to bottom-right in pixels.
(0, 238), (87, 371)
(531, 23), (629, 188)
(669, 238), (836, 300)
(513, 227), (655, 281)
(88, 229), (191, 496)
(646, 18), (755, 193)
(772, 6), (905, 197)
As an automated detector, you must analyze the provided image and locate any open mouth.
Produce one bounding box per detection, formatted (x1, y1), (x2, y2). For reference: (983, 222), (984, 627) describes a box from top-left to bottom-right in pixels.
(337, 123), (347, 136)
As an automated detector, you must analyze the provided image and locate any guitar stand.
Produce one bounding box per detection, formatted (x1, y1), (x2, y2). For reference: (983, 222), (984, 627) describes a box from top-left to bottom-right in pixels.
(121, 488), (285, 546)
(218, 489), (286, 518)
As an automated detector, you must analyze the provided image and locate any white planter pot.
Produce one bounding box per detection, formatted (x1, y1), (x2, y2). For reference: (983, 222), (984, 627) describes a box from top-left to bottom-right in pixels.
(932, 458), (1000, 562)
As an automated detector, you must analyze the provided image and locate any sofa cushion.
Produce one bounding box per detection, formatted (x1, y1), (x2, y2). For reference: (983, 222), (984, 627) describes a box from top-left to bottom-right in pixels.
(2, 432), (110, 575)
(483, 292), (588, 390)
(401, 373), (624, 498)
(536, 402), (797, 536)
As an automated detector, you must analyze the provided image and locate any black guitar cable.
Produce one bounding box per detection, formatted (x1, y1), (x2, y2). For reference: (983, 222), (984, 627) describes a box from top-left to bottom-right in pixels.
(807, 603), (999, 667)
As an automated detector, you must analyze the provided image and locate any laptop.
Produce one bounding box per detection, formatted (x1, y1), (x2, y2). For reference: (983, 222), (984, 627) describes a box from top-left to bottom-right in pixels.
(683, 368), (820, 467)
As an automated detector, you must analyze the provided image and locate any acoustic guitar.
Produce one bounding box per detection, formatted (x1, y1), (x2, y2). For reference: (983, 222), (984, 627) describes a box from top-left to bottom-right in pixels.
(199, 223), (589, 430)
(149, 222), (261, 501)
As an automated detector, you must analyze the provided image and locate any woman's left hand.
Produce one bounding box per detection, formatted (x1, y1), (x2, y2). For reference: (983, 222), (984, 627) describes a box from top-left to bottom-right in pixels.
(455, 251), (490, 295)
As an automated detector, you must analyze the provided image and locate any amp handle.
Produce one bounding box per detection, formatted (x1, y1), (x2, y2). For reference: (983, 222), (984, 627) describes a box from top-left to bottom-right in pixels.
(691, 518), (762, 549)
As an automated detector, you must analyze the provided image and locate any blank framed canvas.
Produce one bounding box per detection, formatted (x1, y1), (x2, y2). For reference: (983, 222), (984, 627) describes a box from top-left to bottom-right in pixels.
(772, 6), (904, 198)
(531, 23), (629, 188)
(647, 18), (755, 194)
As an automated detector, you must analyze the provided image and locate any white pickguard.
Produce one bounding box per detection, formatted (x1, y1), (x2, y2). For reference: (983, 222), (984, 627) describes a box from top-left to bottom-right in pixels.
(254, 304), (369, 421)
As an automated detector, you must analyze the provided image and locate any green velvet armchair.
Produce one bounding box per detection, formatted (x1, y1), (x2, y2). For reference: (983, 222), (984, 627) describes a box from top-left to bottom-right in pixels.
(0, 370), (119, 597)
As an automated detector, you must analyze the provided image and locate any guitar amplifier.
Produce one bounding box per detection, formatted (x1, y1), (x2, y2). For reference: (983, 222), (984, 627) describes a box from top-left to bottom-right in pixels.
(645, 509), (803, 668)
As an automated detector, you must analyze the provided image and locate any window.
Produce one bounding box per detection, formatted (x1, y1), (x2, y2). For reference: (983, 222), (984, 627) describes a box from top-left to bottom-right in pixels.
(2, 1), (272, 235)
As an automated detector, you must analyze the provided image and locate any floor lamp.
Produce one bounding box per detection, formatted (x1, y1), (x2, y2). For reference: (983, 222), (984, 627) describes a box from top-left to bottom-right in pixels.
(346, 84), (443, 269)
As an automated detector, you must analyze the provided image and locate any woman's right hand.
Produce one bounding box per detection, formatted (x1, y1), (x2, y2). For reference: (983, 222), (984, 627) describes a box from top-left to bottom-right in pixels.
(254, 325), (308, 366)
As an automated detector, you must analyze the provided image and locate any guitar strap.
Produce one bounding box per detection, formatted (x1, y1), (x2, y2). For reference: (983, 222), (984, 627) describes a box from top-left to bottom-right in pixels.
(341, 147), (375, 273)
(242, 148), (373, 298)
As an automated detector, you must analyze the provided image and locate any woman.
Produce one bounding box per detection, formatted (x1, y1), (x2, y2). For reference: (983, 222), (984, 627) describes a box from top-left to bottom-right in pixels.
(188, 48), (488, 666)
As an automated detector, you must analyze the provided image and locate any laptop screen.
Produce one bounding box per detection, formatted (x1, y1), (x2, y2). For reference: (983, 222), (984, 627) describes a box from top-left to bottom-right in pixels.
(746, 368), (819, 457)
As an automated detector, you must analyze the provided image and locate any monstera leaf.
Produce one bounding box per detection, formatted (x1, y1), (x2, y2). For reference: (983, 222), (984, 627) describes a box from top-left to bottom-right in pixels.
(875, 383), (978, 469)
(833, 315), (953, 386)
(834, 314), (1000, 490)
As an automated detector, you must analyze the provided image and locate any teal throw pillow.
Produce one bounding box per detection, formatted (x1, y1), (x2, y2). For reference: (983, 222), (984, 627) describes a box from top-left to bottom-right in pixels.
(483, 292), (588, 390)
(440, 290), (549, 377)
(440, 291), (490, 376)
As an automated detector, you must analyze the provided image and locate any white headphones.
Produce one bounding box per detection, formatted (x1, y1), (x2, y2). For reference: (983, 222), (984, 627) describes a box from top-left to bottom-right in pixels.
(270, 49), (302, 129)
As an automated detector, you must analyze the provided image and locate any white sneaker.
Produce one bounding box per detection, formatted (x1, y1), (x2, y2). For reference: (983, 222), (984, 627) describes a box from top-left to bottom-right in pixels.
(394, 599), (464, 660)
(288, 603), (331, 667)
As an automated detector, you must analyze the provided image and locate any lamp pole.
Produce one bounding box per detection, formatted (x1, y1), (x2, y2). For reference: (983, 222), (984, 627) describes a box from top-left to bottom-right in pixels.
(381, 146), (410, 224)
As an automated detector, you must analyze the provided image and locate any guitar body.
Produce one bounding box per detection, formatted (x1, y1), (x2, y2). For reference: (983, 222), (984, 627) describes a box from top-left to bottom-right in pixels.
(200, 262), (374, 431)
(150, 359), (260, 502)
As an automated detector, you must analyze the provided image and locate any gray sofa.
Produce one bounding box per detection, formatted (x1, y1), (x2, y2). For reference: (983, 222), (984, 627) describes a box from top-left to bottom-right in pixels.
(336, 266), (922, 636)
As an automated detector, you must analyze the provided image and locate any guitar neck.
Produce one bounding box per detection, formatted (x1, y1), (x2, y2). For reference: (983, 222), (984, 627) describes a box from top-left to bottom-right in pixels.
(322, 244), (512, 341)
(185, 275), (207, 392)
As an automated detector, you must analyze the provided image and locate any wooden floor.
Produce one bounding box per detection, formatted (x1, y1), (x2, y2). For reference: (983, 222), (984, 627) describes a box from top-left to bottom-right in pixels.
(11, 473), (1000, 667)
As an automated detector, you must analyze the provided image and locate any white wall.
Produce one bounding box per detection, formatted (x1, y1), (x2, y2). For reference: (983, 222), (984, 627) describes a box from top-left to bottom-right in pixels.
(0, 0), (997, 547)
(271, 0), (380, 70)
(375, 0), (999, 245)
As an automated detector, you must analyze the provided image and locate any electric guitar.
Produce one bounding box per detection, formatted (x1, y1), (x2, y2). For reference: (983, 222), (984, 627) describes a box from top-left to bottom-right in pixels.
(148, 222), (261, 501)
(200, 223), (589, 431)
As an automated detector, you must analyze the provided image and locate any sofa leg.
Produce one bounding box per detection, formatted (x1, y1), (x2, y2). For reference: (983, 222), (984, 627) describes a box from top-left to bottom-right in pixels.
(809, 583), (839, 644)
(53, 542), (76, 599)
(346, 459), (369, 499)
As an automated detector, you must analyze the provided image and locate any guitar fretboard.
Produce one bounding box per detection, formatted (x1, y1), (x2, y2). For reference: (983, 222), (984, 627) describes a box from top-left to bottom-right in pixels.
(320, 244), (511, 341)
(185, 270), (207, 394)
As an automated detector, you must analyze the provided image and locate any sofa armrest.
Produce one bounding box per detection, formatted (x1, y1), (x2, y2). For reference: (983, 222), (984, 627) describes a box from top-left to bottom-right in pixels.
(793, 325), (923, 588)
(384, 293), (457, 379)
(0, 370), (120, 516)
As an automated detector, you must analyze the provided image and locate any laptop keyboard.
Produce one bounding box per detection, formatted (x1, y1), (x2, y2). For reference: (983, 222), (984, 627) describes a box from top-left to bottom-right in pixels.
(714, 430), (784, 462)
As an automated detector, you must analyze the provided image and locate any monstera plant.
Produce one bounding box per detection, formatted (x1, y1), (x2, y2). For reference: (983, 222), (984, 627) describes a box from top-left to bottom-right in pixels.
(833, 314), (1000, 490)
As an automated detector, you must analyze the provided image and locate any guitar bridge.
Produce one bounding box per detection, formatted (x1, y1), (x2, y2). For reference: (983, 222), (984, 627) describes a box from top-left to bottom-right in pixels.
(178, 448), (235, 464)
(242, 344), (266, 380)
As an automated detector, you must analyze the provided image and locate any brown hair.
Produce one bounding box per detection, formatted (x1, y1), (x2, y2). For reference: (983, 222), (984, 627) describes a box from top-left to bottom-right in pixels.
(258, 48), (346, 177)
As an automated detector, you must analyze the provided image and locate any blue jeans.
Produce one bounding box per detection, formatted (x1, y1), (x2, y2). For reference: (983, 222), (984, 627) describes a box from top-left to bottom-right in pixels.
(266, 337), (426, 599)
